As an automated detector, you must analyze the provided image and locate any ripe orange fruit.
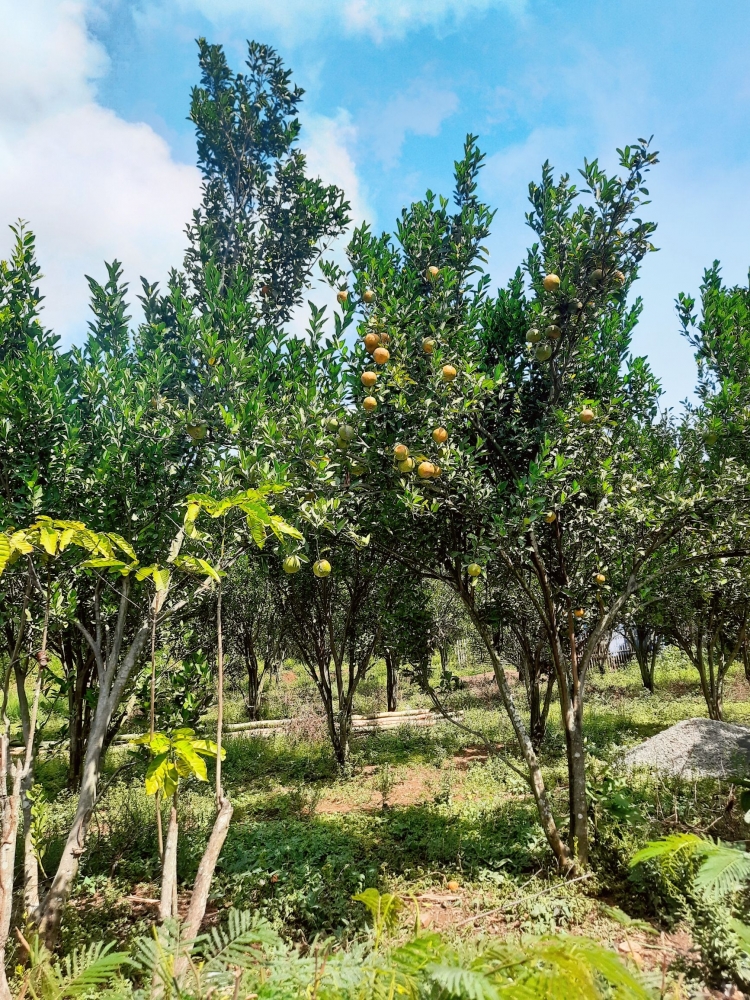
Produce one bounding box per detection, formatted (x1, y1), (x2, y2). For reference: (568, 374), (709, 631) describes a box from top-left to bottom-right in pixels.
(313, 559), (332, 578)
(431, 463), (442, 478)
(398, 457), (415, 473)
(543, 274), (560, 292)
(579, 407), (595, 424)
(545, 511), (556, 523)
(361, 370), (377, 388)
(613, 270), (625, 285)
(418, 461), (436, 478)
(423, 338), (436, 354)
(363, 289), (375, 303)
(526, 327), (541, 344)
(364, 332), (380, 353)
(442, 364), (457, 381)
(574, 608), (585, 619)
(426, 265), (440, 280)
(394, 443), (409, 461)
(283, 555), (301, 574)
(432, 427), (448, 444)
(447, 879), (460, 891)
(467, 563), (482, 578)
(373, 347), (390, 365)
(594, 572), (606, 585)
(337, 289), (348, 304)
(546, 324), (562, 340)
(363, 396), (377, 412)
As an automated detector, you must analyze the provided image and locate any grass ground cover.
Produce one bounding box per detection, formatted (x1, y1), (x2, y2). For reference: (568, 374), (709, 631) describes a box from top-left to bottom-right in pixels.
(20, 649), (748, 996)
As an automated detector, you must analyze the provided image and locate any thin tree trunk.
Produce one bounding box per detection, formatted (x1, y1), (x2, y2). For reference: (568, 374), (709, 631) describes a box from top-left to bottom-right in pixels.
(0, 733), (22, 1000)
(385, 650), (399, 712)
(159, 796), (179, 921)
(462, 599), (571, 870)
(35, 620), (150, 947)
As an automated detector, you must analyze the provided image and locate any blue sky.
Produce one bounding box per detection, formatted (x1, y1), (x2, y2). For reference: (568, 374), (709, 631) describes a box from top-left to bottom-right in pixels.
(2, 0), (750, 408)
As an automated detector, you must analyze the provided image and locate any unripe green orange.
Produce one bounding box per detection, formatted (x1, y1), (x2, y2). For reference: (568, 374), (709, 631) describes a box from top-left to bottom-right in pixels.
(535, 344), (553, 361)
(545, 511), (556, 523)
(283, 555), (301, 574)
(546, 324), (562, 340)
(339, 424), (356, 442)
(313, 559), (332, 578)
(526, 328), (541, 344)
(467, 563), (482, 578)
(398, 457), (415, 473)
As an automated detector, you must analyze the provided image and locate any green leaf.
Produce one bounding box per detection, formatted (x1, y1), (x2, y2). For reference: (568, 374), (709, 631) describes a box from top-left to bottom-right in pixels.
(144, 753), (170, 796)
(0, 535), (10, 576)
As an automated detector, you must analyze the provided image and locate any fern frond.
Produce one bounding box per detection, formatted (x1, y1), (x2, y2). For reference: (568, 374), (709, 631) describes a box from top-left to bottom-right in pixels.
(426, 961), (503, 1000)
(694, 841), (750, 900)
(630, 832), (702, 868)
(202, 909), (281, 971)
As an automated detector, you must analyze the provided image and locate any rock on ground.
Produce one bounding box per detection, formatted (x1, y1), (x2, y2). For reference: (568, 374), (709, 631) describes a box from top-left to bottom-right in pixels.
(622, 717), (750, 780)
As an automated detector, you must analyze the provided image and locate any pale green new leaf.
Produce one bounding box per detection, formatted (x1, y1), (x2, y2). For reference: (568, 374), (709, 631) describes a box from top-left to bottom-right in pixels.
(0, 535), (10, 576)
(144, 753), (171, 796)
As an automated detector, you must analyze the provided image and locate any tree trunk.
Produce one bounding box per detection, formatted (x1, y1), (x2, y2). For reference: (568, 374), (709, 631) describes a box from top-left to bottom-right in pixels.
(174, 795), (233, 983)
(0, 733), (22, 1000)
(561, 693), (589, 865)
(159, 796), (179, 921)
(35, 621), (150, 947)
(462, 600), (571, 870)
(385, 650), (399, 712)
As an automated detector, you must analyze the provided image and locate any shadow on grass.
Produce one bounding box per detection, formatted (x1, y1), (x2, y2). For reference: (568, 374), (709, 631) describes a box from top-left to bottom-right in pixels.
(215, 797), (543, 939)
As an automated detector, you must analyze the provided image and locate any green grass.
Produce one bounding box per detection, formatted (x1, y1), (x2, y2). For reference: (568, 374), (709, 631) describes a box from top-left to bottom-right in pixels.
(24, 648), (750, 956)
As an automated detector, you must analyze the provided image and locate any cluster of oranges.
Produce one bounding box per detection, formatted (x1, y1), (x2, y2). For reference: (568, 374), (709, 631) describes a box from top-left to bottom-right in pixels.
(356, 270), (458, 481)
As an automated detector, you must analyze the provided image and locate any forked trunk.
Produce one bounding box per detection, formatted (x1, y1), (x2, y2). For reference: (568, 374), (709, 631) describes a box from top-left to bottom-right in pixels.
(35, 620), (150, 947)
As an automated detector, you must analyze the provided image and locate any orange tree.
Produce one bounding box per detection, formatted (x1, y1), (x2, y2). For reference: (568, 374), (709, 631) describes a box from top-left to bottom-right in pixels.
(337, 136), (750, 868)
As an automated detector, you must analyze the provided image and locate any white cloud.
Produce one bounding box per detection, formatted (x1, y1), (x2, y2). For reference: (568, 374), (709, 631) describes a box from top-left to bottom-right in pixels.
(164, 0), (524, 43)
(0, 0), (201, 344)
(302, 111), (373, 226)
(363, 80), (459, 169)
